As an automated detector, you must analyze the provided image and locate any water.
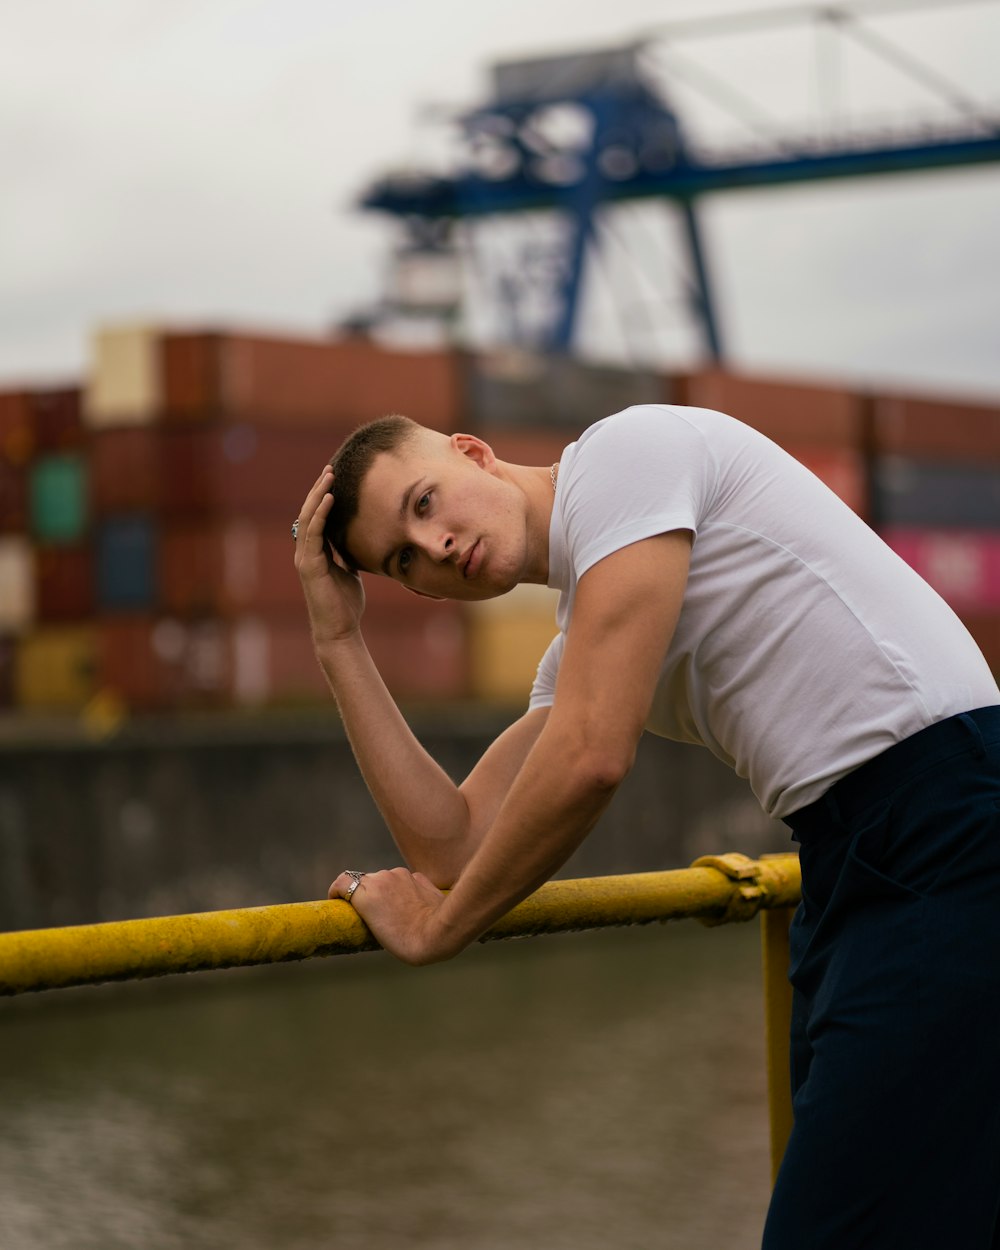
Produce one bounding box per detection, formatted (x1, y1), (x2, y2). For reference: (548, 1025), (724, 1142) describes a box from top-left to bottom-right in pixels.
(0, 921), (772, 1250)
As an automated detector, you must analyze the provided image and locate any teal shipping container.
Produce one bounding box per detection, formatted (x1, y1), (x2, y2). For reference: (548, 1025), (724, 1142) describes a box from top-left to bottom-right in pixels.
(29, 453), (89, 542)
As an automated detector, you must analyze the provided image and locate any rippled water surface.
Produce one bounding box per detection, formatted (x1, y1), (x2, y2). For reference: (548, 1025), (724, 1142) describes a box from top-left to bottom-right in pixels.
(0, 921), (771, 1249)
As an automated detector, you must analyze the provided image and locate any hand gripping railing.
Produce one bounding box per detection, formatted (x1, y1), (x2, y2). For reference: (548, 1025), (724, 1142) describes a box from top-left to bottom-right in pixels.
(0, 851), (800, 1181)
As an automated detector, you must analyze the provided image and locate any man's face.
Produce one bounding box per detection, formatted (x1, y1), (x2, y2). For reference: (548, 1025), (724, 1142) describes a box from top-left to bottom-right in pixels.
(345, 433), (530, 601)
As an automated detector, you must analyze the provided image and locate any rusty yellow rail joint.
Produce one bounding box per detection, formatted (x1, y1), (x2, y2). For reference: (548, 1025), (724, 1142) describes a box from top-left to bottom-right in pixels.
(0, 852), (801, 997)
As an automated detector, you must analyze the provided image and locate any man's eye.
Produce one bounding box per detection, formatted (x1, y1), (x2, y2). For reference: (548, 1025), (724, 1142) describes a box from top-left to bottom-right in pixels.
(398, 547), (413, 574)
(417, 492), (430, 513)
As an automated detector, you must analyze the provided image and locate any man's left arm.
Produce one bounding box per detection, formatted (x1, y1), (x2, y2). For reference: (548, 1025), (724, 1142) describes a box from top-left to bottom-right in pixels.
(331, 529), (692, 963)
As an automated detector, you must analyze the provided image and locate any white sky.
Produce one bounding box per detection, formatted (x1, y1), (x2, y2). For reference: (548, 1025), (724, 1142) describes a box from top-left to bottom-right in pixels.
(2, 0), (999, 399)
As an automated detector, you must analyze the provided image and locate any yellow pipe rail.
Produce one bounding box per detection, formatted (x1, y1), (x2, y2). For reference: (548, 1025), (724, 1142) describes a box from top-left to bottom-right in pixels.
(0, 850), (801, 1178)
(0, 852), (800, 994)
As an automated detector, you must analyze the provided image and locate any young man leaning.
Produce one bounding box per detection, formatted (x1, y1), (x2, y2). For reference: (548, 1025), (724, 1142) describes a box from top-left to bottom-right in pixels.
(294, 404), (1000, 1249)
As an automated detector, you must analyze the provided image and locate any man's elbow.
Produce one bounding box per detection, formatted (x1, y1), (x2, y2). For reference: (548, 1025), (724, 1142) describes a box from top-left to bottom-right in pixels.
(573, 742), (635, 797)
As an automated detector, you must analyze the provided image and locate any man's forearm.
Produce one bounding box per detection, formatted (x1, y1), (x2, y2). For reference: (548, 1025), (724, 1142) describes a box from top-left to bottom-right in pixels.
(433, 718), (627, 953)
(314, 632), (473, 884)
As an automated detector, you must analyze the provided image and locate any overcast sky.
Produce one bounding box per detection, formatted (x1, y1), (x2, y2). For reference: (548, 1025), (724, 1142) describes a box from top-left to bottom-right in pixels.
(2, 0), (999, 400)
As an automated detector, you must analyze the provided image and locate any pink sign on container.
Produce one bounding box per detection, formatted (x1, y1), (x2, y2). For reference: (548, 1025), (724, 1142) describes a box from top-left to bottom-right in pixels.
(883, 528), (1000, 612)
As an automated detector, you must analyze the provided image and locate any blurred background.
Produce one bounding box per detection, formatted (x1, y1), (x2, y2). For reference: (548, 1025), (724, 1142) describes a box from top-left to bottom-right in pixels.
(1, 1), (998, 1246)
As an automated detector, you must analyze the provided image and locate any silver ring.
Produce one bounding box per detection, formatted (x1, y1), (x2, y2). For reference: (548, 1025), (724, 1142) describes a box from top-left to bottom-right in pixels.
(291, 519), (300, 541)
(344, 870), (366, 903)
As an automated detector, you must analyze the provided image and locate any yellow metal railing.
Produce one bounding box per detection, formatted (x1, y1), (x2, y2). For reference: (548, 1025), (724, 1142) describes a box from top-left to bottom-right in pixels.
(0, 850), (800, 1180)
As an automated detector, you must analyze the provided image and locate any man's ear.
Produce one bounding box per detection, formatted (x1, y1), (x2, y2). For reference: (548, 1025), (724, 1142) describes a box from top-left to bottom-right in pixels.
(403, 586), (447, 601)
(450, 432), (496, 471)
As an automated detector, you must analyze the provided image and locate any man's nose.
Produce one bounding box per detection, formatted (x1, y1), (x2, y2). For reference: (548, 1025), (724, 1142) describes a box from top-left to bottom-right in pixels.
(436, 533), (457, 562)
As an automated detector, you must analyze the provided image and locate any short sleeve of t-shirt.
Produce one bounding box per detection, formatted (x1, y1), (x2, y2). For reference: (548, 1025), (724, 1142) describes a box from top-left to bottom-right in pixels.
(555, 406), (716, 584)
(528, 406), (716, 710)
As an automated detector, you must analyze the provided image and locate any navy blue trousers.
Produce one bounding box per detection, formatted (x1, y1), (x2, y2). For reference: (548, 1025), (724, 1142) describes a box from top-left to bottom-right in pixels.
(763, 707), (1000, 1250)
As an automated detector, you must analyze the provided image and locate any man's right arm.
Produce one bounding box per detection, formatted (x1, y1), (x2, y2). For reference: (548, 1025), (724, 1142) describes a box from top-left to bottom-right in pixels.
(295, 467), (547, 887)
(315, 632), (548, 886)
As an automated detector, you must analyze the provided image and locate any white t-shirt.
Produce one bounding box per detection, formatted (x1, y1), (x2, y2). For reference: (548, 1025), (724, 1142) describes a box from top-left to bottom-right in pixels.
(529, 405), (999, 818)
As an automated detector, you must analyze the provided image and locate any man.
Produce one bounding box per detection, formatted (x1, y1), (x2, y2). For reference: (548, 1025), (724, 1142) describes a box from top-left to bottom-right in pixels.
(295, 404), (1000, 1247)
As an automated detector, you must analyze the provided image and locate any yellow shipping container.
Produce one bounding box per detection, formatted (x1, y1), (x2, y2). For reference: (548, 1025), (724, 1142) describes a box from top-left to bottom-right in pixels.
(15, 627), (97, 710)
(84, 324), (160, 427)
(466, 584), (560, 704)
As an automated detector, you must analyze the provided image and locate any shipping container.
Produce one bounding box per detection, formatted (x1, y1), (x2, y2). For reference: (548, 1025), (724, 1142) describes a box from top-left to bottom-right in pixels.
(161, 331), (462, 430)
(35, 544), (93, 621)
(0, 536), (35, 631)
(0, 392), (35, 464)
(90, 427), (161, 514)
(883, 528), (1000, 613)
(874, 458), (1000, 530)
(97, 615), (229, 710)
(159, 423), (344, 519)
(96, 515), (157, 610)
(29, 453), (89, 542)
(31, 388), (84, 453)
(160, 518), (301, 616)
(84, 325), (160, 427)
(0, 460), (28, 533)
(466, 583), (560, 703)
(468, 350), (662, 430)
(15, 626), (96, 710)
(97, 613), (331, 710)
(672, 370), (862, 449)
(874, 394), (1000, 462)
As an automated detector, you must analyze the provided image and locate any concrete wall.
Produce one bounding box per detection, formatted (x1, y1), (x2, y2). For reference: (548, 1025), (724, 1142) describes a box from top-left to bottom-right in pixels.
(0, 708), (788, 933)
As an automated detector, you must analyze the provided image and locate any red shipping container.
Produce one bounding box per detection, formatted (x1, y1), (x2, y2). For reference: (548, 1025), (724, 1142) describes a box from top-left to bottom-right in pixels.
(35, 545), (94, 621)
(160, 518), (302, 616)
(31, 388), (84, 453)
(97, 611), (456, 709)
(672, 370), (862, 449)
(158, 331), (221, 419)
(97, 615), (218, 711)
(883, 528), (1000, 613)
(0, 461), (27, 532)
(874, 394), (1000, 463)
(322, 337), (461, 432)
(785, 445), (868, 518)
(160, 332), (461, 432)
(159, 423), (348, 519)
(0, 392), (35, 465)
(90, 427), (161, 514)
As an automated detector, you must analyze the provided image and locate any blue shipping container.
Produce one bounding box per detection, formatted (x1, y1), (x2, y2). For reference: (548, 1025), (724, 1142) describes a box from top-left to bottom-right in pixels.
(97, 515), (157, 610)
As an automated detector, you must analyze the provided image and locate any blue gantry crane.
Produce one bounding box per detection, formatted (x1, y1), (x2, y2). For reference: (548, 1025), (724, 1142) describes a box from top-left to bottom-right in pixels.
(356, 0), (1000, 362)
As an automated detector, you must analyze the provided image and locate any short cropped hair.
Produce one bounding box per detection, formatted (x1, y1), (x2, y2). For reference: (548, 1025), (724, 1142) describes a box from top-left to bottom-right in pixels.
(324, 414), (421, 571)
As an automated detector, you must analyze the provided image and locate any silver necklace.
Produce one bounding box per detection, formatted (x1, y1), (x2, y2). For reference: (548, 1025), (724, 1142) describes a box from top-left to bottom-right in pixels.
(550, 462), (559, 492)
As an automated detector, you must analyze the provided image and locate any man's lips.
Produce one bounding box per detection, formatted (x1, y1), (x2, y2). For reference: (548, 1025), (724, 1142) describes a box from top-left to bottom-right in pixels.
(462, 540), (481, 578)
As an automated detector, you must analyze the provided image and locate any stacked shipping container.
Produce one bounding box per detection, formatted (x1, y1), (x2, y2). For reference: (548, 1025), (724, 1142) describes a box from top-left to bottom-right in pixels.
(0, 388), (95, 711)
(85, 326), (469, 710)
(1, 327), (997, 717)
